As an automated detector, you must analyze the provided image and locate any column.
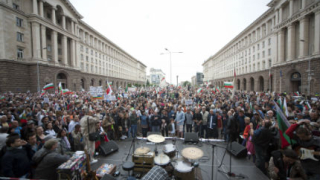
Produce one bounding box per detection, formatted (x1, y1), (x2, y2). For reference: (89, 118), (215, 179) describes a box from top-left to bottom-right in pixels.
(289, 0), (293, 17)
(71, 39), (76, 67)
(299, 17), (309, 58)
(279, 7), (283, 24)
(75, 22), (79, 37)
(62, 15), (66, 29)
(41, 25), (47, 60)
(275, 10), (279, 25)
(301, 0), (306, 9)
(32, 0), (38, 15)
(266, 22), (269, 35)
(52, 8), (56, 25)
(62, 35), (68, 65)
(39, 0), (44, 17)
(71, 20), (75, 34)
(278, 29), (285, 62)
(287, 24), (296, 61)
(314, 11), (320, 55)
(32, 22), (41, 59)
(51, 31), (58, 63)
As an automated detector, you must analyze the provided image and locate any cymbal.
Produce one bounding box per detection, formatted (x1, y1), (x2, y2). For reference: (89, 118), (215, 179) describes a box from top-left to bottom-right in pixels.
(181, 147), (203, 160)
(147, 134), (165, 143)
(134, 147), (150, 155)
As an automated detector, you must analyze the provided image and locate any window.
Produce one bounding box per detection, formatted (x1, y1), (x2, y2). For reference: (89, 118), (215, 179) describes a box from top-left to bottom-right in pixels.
(86, 64), (88, 71)
(47, 46), (51, 52)
(262, 51), (265, 58)
(16, 32), (23, 42)
(16, 17), (22, 27)
(13, 3), (19, 10)
(253, 46), (255, 52)
(253, 55), (255, 61)
(81, 54), (84, 60)
(81, 63), (84, 70)
(91, 50), (93, 55)
(262, 41), (265, 48)
(95, 52), (97, 57)
(86, 48), (89, 53)
(257, 44), (260, 50)
(80, 45), (83, 52)
(268, 49), (271, 56)
(17, 48), (23, 59)
(258, 53), (260, 59)
(91, 58), (93, 63)
(268, 38), (271, 45)
(58, 48), (62, 55)
(47, 12), (51, 19)
(86, 56), (88, 62)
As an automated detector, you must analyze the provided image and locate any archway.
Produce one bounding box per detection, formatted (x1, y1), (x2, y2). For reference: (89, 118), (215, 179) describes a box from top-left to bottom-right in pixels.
(259, 76), (264, 92)
(57, 73), (67, 89)
(99, 80), (102, 86)
(243, 78), (247, 91)
(91, 79), (95, 86)
(237, 79), (240, 90)
(81, 79), (85, 90)
(250, 77), (254, 91)
(290, 72), (301, 93)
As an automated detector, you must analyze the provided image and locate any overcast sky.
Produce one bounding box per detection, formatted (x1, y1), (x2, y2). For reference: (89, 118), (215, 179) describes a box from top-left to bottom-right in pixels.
(69, 0), (271, 84)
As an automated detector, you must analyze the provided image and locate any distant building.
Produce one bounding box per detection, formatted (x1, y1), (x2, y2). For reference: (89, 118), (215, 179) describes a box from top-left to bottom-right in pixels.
(196, 72), (204, 85)
(203, 0), (320, 94)
(149, 68), (166, 85)
(0, 0), (146, 92)
(191, 76), (196, 86)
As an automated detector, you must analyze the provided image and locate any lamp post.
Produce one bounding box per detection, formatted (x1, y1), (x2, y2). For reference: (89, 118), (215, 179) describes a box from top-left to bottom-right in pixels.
(160, 48), (183, 84)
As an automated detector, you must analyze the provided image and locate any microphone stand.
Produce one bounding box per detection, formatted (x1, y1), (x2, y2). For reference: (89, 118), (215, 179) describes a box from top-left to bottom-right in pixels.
(211, 144), (215, 180)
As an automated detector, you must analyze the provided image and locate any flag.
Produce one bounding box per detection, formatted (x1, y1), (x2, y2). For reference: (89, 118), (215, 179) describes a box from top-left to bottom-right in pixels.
(197, 88), (203, 94)
(160, 77), (167, 88)
(58, 82), (62, 95)
(106, 81), (113, 95)
(62, 89), (73, 95)
(224, 82), (234, 88)
(274, 100), (291, 149)
(40, 90), (46, 97)
(216, 87), (220, 93)
(125, 85), (128, 93)
(42, 83), (54, 90)
(283, 97), (289, 117)
(269, 69), (272, 79)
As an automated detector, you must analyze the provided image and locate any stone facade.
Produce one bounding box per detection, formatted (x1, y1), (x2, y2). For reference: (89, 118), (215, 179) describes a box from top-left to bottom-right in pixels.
(203, 0), (320, 95)
(0, 0), (146, 93)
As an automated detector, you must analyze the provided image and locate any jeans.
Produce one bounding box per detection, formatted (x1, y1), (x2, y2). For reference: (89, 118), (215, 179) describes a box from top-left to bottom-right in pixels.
(254, 144), (267, 175)
(201, 125), (207, 138)
(186, 124), (192, 132)
(142, 128), (148, 137)
(152, 126), (160, 132)
(131, 125), (137, 138)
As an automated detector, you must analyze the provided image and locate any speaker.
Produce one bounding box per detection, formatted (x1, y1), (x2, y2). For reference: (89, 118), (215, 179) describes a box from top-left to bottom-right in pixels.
(99, 140), (119, 156)
(227, 142), (247, 158)
(184, 132), (199, 143)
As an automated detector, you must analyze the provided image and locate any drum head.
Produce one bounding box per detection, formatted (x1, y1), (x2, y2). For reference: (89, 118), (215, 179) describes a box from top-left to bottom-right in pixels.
(134, 147), (150, 155)
(175, 161), (193, 173)
(164, 144), (175, 153)
(154, 153), (170, 165)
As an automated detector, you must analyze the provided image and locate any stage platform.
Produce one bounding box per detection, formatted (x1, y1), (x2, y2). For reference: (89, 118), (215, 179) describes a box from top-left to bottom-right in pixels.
(91, 138), (269, 180)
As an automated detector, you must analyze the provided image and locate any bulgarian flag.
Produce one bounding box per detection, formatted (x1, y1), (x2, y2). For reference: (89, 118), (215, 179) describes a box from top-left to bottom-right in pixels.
(274, 100), (291, 149)
(58, 82), (62, 95)
(62, 89), (73, 95)
(212, 89), (216, 94)
(106, 81), (113, 95)
(197, 88), (203, 94)
(224, 82), (234, 89)
(40, 90), (46, 96)
(42, 83), (54, 90)
(216, 87), (220, 93)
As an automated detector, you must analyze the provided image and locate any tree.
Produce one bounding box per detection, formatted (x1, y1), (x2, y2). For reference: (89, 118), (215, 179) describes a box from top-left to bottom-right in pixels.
(146, 79), (150, 86)
(183, 81), (191, 87)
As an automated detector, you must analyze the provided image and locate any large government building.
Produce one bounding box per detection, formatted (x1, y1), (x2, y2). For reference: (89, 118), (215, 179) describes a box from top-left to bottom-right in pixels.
(0, 0), (147, 93)
(203, 0), (320, 95)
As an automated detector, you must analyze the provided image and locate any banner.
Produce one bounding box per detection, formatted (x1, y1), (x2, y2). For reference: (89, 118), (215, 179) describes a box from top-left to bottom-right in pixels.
(128, 87), (137, 92)
(185, 99), (193, 105)
(89, 86), (104, 97)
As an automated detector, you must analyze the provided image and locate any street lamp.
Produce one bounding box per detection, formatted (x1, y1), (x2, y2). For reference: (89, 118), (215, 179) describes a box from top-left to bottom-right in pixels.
(160, 48), (183, 84)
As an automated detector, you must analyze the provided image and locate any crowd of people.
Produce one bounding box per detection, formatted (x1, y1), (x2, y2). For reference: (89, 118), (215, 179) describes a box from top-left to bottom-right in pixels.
(0, 86), (319, 180)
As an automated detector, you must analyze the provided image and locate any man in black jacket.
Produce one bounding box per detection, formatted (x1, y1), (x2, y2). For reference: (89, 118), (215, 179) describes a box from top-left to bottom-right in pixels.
(253, 118), (273, 175)
(207, 109), (218, 138)
(1, 133), (31, 178)
(151, 111), (161, 132)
